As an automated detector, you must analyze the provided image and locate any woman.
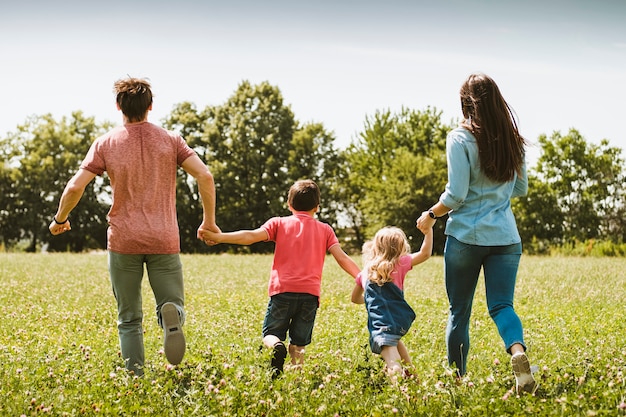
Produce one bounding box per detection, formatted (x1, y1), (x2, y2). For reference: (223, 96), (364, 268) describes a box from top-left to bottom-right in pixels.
(417, 73), (536, 394)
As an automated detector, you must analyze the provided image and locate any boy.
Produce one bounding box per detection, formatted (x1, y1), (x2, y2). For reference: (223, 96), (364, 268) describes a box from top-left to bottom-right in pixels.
(201, 179), (360, 377)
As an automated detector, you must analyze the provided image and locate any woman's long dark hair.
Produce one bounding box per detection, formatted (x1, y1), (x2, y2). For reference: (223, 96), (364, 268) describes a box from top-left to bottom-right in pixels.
(460, 73), (526, 182)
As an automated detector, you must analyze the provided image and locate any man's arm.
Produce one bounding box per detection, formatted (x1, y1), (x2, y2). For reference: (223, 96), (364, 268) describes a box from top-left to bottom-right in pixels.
(49, 169), (97, 235)
(181, 155), (220, 237)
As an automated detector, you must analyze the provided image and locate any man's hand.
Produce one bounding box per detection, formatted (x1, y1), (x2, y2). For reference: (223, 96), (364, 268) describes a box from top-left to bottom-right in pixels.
(49, 218), (71, 235)
(197, 222), (221, 245)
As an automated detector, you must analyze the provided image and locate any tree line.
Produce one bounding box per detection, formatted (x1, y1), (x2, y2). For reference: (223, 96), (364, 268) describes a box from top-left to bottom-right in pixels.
(1, 81), (625, 255)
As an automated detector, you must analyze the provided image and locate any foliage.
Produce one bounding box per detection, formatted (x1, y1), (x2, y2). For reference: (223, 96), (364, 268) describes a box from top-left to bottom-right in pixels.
(340, 107), (450, 252)
(2, 89), (626, 256)
(288, 122), (344, 229)
(163, 102), (214, 254)
(515, 130), (626, 246)
(0, 113), (111, 252)
(2, 253), (626, 416)
(164, 81), (346, 253)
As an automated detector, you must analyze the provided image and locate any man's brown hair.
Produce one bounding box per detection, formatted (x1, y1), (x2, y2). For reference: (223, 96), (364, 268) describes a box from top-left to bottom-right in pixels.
(113, 77), (153, 122)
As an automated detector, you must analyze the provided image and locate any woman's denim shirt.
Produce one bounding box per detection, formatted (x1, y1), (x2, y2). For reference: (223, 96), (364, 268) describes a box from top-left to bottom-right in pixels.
(440, 127), (528, 246)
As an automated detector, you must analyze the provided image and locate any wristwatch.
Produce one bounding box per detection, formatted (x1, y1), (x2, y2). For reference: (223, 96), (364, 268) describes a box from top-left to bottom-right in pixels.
(428, 209), (438, 219)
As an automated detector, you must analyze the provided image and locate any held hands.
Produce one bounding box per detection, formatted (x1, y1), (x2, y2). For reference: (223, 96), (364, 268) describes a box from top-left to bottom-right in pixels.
(198, 226), (222, 246)
(416, 211), (436, 234)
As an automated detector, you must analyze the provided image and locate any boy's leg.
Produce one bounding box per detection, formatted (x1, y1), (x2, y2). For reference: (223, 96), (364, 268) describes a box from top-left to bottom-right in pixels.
(263, 334), (282, 348)
(262, 295), (291, 377)
(288, 344), (305, 366)
(287, 293), (318, 366)
(108, 252), (145, 375)
(265, 335), (287, 378)
(146, 254), (186, 365)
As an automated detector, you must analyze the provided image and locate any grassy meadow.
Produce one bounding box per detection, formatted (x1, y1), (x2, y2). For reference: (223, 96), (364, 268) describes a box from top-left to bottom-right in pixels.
(1, 252), (625, 416)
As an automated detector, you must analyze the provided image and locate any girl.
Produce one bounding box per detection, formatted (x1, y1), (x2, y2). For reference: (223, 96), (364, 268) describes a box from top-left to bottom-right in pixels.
(351, 225), (433, 378)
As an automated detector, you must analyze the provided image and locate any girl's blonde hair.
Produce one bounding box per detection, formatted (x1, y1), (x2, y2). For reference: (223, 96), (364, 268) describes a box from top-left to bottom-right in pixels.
(363, 226), (411, 286)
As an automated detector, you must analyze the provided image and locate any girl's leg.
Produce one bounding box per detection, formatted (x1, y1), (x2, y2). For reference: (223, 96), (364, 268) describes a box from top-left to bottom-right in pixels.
(444, 237), (484, 376)
(380, 346), (403, 376)
(108, 252), (145, 375)
(397, 340), (412, 366)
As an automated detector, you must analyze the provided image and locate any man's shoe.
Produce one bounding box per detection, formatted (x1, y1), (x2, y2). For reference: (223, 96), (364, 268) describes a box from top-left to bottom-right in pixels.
(161, 302), (185, 365)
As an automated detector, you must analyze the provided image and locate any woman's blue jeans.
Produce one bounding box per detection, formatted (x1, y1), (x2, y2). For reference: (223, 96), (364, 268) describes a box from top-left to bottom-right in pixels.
(444, 236), (526, 376)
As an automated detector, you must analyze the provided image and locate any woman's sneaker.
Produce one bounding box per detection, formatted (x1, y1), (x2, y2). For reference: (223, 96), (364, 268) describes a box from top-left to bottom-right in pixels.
(511, 352), (537, 394)
(161, 302), (186, 365)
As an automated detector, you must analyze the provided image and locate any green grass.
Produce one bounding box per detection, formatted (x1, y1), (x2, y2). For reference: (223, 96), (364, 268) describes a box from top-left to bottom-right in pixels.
(1, 253), (626, 416)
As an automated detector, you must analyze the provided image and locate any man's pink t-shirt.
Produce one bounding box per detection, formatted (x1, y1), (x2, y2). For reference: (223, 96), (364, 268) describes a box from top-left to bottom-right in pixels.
(80, 122), (196, 254)
(262, 213), (340, 298)
(355, 255), (413, 290)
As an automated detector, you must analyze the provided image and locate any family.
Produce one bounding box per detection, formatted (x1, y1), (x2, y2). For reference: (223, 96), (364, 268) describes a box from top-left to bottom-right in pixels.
(49, 73), (537, 394)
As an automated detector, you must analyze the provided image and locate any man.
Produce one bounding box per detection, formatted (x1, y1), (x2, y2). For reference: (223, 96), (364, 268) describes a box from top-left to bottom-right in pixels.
(49, 77), (219, 376)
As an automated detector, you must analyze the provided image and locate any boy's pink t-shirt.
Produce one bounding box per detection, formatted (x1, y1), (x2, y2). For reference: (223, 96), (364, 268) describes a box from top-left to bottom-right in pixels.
(262, 213), (340, 298)
(355, 254), (413, 290)
(80, 122), (196, 254)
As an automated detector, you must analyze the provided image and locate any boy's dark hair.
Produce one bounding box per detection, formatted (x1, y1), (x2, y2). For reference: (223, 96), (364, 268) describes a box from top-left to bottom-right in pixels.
(113, 77), (153, 122)
(288, 180), (320, 211)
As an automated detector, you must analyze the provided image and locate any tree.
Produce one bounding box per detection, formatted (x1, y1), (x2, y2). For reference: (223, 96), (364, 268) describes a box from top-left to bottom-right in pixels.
(288, 122), (343, 228)
(0, 112), (110, 251)
(340, 107), (450, 252)
(0, 159), (13, 249)
(204, 81), (295, 252)
(164, 82), (348, 253)
(163, 102), (213, 253)
(512, 175), (563, 253)
(515, 129), (626, 247)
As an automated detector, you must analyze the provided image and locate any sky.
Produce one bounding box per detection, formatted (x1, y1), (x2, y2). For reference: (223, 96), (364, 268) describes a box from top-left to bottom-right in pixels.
(1, 0), (625, 166)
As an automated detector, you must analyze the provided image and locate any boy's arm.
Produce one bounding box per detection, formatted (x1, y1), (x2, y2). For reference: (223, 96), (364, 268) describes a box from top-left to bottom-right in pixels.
(201, 228), (269, 245)
(409, 228), (434, 267)
(328, 245), (361, 278)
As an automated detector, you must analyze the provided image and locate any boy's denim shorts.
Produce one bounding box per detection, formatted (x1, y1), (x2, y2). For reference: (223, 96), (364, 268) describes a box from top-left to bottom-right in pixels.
(262, 292), (319, 346)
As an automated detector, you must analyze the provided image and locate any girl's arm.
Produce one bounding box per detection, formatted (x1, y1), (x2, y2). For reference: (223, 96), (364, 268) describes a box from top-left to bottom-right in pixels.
(409, 228), (433, 267)
(351, 283), (364, 304)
